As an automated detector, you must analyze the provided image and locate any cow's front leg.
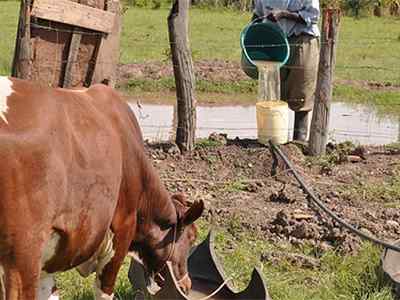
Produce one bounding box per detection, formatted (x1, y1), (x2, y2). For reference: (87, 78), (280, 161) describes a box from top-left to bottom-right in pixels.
(95, 225), (135, 300)
(2, 249), (42, 300)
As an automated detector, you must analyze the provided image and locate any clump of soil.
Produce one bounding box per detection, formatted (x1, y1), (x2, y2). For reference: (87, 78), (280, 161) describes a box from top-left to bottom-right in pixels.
(145, 136), (400, 255)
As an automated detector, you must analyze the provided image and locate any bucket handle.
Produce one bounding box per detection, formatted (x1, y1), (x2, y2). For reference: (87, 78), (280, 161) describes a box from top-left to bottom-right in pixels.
(257, 103), (289, 119)
(250, 15), (272, 25)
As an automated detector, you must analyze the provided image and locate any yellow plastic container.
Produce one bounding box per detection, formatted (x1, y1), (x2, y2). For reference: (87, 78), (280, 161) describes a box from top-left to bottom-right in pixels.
(256, 100), (289, 145)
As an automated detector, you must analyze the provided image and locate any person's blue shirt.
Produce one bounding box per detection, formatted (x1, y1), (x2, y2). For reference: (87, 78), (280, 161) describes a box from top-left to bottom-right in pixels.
(253, 0), (320, 37)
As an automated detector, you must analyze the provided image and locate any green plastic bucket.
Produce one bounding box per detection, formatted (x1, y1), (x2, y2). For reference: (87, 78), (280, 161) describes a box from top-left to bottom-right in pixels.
(240, 21), (290, 79)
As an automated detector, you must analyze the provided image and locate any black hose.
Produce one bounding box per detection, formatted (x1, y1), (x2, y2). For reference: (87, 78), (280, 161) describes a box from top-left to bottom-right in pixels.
(269, 140), (400, 253)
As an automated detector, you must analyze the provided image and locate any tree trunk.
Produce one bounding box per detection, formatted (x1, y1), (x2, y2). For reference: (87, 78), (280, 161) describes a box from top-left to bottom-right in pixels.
(12, 0), (32, 79)
(309, 9), (340, 156)
(168, 0), (196, 153)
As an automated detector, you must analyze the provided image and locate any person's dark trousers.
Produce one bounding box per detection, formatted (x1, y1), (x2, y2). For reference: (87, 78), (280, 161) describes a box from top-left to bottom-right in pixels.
(293, 111), (309, 141)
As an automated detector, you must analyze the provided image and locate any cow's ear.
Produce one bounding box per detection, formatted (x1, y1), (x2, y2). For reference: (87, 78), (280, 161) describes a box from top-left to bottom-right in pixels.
(181, 200), (204, 226)
(171, 193), (188, 206)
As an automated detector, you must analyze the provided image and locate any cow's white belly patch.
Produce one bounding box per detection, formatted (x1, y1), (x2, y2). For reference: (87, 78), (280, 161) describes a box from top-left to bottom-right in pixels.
(76, 229), (115, 278)
(0, 76), (13, 124)
(41, 232), (61, 269)
(77, 229), (115, 300)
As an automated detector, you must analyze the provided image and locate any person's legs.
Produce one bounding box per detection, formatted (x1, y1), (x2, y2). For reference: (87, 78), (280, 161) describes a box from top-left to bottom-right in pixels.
(293, 111), (309, 141)
(281, 35), (319, 141)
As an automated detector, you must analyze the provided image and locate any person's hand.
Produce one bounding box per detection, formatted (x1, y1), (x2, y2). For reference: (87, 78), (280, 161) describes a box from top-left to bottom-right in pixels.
(267, 10), (288, 22)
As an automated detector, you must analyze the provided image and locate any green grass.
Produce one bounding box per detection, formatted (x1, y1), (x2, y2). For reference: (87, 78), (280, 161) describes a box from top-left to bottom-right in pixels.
(120, 77), (257, 94)
(122, 9), (400, 85)
(385, 142), (400, 152)
(53, 220), (396, 300)
(0, 1), (18, 75)
(342, 178), (400, 203)
(55, 258), (134, 299)
(195, 137), (225, 148)
(333, 84), (400, 116)
(340, 166), (400, 203)
(123, 8), (400, 86)
(336, 16), (400, 85)
(120, 7), (250, 64)
(202, 223), (394, 300)
(1, 2), (400, 84)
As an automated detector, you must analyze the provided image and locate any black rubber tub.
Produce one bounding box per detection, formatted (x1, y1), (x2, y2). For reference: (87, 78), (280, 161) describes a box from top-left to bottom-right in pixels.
(128, 231), (271, 300)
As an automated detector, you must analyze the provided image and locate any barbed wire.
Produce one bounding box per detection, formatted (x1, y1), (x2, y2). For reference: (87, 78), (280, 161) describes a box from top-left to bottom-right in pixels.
(131, 98), (400, 142)
(31, 22), (106, 37)
(27, 21), (400, 48)
(11, 57), (400, 75)
(2, 21), (399, 76)
(135, 124), (399, 140)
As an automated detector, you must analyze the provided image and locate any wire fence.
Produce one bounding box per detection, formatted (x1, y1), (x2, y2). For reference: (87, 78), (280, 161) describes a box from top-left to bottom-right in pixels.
(8, 20), (400, 77)
(12, 59), (400, 77)
(1, 11), (400, 146)
(1, 21), (399, 68)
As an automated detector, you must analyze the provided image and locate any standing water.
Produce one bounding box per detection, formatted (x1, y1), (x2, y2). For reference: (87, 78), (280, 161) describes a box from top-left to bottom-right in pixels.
(128, 102), (400, 145)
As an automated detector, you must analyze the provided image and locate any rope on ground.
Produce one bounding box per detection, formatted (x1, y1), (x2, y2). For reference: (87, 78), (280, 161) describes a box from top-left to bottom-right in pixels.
(268, 140), (400, 253)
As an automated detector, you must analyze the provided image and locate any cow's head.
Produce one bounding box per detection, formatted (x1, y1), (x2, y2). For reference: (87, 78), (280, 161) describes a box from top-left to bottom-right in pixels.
(131, 193), (204, 294)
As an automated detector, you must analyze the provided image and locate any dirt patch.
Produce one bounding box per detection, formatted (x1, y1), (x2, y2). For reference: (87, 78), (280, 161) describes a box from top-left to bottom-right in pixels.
(118, 60), (400, 91)
(145, 137), (400, 255)
(336, 79), (400, 91)
(118, 60), (248, 83)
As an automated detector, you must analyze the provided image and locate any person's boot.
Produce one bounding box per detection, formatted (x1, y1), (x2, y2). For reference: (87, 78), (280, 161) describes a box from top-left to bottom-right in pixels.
(293, 111), (309, 141)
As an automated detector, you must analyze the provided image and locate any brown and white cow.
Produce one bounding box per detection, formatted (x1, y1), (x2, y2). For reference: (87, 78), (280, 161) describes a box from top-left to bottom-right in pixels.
(0, 76), (204, 300)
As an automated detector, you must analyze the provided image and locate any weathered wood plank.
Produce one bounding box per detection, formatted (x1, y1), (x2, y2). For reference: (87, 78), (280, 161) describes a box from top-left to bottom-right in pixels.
(31, 0), (115, 33)
(63, 32), (82, 87)
(92, 0), (121, 87)
(12, 0), (32, 79)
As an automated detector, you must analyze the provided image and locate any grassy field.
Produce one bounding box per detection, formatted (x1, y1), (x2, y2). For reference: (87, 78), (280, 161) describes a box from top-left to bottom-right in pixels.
(1, 2), (399, 85)
(121, 8), (400, 86)
(0, 1), (19, 75)
(53, 221), (394, 300)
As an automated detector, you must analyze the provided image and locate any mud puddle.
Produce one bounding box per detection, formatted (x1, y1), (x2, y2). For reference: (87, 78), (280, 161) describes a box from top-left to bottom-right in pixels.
(128, 101), (400, 145)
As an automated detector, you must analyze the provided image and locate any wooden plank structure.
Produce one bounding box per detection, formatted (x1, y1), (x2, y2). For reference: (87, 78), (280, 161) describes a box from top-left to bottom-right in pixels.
(12, 0), (121, 88)
(31, 0), (115, 34)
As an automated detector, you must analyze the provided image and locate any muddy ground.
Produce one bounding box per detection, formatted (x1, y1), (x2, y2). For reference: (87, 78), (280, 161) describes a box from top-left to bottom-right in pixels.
(118, 60), (400, 91)
(119, 59), (400, 255)
(145, 137), (400, 255)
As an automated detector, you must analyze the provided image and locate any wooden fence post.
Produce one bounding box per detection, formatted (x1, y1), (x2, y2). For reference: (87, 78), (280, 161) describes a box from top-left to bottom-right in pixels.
(92, 0), (122, 88)
(309, 8), (341, 156)
(168, 0), (196, 153)
(12, 0), (32, 79)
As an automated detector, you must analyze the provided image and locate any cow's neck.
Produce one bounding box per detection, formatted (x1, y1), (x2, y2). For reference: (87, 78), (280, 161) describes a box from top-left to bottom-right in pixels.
(139, 163), (177, 228)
